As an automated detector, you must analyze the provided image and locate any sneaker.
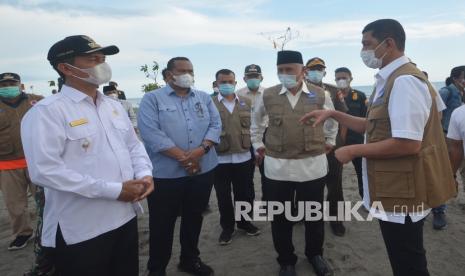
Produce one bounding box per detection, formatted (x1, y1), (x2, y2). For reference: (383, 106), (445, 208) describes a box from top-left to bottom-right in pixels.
(433, 212), (447, 230)
(178, 258), (214, 276)
(8, 234), (33, 251)
(330, 221), (346, 237)
(219, 229), (235, 245)
(237, 223), (261, 236)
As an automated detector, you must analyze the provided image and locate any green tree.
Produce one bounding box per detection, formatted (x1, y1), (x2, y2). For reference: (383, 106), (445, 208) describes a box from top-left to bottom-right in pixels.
(140, 61), (161, 93)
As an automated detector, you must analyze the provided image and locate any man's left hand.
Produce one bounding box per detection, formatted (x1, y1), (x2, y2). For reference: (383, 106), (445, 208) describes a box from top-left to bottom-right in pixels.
(136, 175), (154, 201)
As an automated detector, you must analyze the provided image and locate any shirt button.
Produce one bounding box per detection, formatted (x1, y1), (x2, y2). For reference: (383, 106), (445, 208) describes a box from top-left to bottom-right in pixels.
(190, 141), (193, 143)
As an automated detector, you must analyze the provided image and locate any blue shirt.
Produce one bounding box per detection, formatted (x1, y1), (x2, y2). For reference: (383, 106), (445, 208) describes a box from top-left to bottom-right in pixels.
(439, 83), (463, 132)
(138, 85), (221, 178)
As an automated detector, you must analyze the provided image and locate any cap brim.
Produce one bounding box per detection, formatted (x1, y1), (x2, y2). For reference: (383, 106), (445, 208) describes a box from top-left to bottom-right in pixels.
(86, 45), (119, 55)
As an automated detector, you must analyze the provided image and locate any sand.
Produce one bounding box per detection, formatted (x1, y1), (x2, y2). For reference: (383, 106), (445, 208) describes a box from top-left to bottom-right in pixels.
(1, 163), (464, 276)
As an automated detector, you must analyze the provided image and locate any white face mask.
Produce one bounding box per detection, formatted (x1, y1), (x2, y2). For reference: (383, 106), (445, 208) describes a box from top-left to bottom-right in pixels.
(108, 93), (119, 99)
(67, 62), (112, 86)
(360, 40), (387, 69)
(173, 73), (194, 88)
(336, 79), (350, 89)
(278, 74), (299, 89)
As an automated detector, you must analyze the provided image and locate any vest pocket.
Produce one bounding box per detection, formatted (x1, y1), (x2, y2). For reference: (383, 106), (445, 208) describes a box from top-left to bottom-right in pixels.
(239, 112), (251, 128)
(374, 159), (415, 198)
(241, 129), (251, 149)
(216, 131), (230, 153)
(265, 117), (283, 152)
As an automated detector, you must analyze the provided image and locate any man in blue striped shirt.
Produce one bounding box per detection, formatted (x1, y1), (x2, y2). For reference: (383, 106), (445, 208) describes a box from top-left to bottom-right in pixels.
(138, 57), (221, 276)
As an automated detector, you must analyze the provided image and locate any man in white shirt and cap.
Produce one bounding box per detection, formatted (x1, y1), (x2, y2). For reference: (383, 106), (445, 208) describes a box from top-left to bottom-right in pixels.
(21, 35), (154, 276)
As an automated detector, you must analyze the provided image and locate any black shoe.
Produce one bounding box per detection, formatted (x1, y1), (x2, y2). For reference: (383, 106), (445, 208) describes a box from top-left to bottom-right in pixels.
(178, 259), (214, 276)
(433, 212), (447, 230)
(309, 255), (333, 276)
(279, 265), (297, 276)
(148, 270), (166, 276)
(218, 229), (235, 245)
(237, 223), (261, 236)
(330, 221), (346, 237)
(8, 234), (33, 251)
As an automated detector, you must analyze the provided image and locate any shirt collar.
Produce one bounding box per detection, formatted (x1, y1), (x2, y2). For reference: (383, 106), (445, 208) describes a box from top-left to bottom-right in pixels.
(167, 84), (196, 97)
(218, 93), (239, 103)
(279, 83), (310, 95)
(61, 85), (103, 103)
(376, 55), (410, 82)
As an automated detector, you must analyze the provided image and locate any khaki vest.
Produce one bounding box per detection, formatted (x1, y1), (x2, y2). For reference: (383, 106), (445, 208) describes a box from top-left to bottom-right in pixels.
(0, 94), (43, 160)
(213, 95), (252, 155)
(366, 62), (457, 212)
(263, 84), (326, 159)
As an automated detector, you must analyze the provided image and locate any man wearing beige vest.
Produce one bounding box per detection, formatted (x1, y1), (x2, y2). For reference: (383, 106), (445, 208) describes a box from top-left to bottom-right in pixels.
(301, 19), (456, 276)
(252, 50), (337, 276)
(0, 72), (43, 251)
(213, 69), (260, 246)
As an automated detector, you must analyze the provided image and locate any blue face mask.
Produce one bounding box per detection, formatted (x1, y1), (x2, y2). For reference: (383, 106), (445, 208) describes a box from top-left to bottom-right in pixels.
(218, 84), (236, 95)
(246, 78), (261, 90)
(306, 70), (325, 83)
(0, 86), (21, 99)
(278, 74), (298, 89)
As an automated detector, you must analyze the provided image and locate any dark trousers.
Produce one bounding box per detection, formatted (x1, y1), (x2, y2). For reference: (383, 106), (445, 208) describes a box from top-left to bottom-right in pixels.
(352, 157), (363, 198)
(267, 177), (325, 266)
(214, 160), (254, 231)
(379, 217), (429, 276)
(147, 171), (214, 272)
(326, 150), (344, 217)
(54, 217), (139, 276)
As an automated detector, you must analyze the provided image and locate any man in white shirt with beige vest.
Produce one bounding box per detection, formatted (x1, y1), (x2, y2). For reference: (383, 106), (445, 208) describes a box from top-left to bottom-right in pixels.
(251, 50), (337, 276)
(301, 19), (456, 276)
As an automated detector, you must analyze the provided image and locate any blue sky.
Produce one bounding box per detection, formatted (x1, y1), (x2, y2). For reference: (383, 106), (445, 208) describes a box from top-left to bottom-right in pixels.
(1, 0), (465, 98)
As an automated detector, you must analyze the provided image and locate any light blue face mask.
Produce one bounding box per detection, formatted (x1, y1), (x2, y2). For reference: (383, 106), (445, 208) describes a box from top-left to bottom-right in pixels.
(0, 86), (21, 99)
(278, 74), (298, 89)
(246, 78), (261, 90)
(306, 70), (325, 83)
(218, 83), (236, 95)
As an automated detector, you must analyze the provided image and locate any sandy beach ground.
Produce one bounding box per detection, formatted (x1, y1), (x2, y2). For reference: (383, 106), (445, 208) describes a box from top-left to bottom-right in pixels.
(1, 163), (464, 276)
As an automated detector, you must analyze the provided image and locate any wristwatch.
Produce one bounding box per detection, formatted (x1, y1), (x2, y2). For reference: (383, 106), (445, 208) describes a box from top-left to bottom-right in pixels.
(201, 143), (211, 154)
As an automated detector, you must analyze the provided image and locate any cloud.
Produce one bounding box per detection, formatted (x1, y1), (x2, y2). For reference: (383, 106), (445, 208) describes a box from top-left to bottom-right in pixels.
(1, 3), (464, 97)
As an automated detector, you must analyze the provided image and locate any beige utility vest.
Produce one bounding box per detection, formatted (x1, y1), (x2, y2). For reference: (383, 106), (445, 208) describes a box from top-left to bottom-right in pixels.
(0, 94), (43, 160)
(263, 84), (326, 159)
(213, 95), (252, 155)
(366, 62), (457, 212)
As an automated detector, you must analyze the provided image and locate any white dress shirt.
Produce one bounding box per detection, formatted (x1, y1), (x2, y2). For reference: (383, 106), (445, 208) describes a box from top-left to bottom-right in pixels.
(447, 105), (465, 154)
(21, 85), (153, 247)
(251, 83), (338, 182)
(216, 93), (252, 164)
(363, 56), (445, 224)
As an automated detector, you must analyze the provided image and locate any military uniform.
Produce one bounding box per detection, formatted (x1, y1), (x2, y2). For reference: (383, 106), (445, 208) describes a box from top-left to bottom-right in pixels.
(0, 73), (43, 249)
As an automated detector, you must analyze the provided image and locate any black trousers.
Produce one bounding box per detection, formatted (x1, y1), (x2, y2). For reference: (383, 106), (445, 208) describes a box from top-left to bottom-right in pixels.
(147, 171), (214, 273)
(54, 217), (139, 276)
(352, 157), (363, 198)
(214, 159), (254, 231)
(326, 150), (344, 217)
(267, 177), (325, 266)
(379, 217), (429, 276)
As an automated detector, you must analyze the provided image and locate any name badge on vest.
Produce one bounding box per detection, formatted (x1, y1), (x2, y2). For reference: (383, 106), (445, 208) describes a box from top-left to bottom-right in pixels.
(306, 91), (318, 104)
